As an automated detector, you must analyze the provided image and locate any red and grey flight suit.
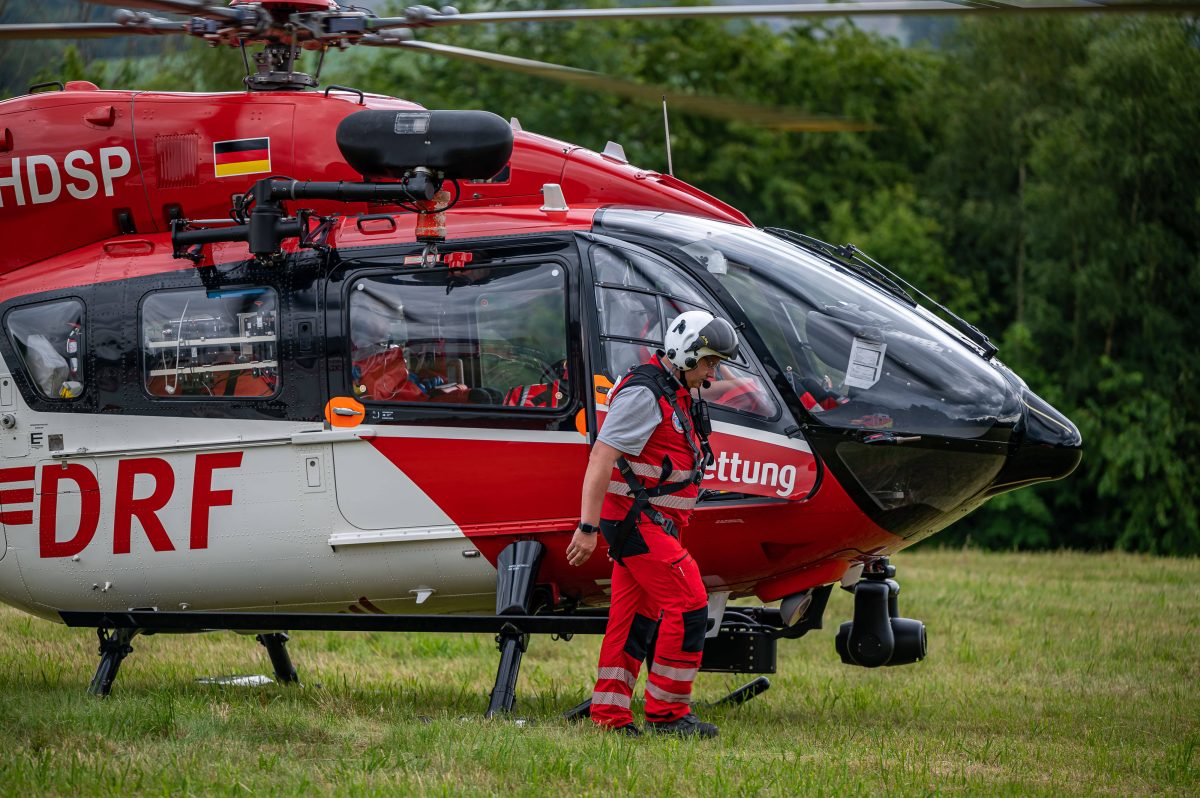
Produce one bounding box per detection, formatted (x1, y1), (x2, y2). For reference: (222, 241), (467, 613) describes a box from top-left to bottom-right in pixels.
(591, 358), (710, 728)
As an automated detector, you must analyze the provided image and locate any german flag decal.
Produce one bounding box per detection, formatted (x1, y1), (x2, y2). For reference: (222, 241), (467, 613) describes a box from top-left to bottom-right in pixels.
(213, 137), (271, 178)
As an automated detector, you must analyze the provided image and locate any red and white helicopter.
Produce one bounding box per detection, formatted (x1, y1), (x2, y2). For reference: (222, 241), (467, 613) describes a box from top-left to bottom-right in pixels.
(6, 0), (1156, 717)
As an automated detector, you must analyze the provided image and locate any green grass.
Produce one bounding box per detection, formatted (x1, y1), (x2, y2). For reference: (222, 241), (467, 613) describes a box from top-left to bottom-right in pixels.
(0, 550), (1197, 796)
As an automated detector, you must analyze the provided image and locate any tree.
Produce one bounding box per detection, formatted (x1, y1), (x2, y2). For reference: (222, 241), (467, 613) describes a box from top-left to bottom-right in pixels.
(335, 2), (940, 237)
(17, 3), (1200, 553)
(930, 16), (1200, 554)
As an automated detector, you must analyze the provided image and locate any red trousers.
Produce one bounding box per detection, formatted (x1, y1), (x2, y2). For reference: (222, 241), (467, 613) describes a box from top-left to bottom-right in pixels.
(590, 521), (709, 728)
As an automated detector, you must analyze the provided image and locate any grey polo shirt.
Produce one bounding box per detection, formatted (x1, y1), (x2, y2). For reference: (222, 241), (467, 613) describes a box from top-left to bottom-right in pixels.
(597, 386), (663, 457)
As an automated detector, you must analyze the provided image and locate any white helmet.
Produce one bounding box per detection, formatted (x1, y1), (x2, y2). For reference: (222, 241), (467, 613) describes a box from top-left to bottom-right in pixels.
(662, 310), (739, 371)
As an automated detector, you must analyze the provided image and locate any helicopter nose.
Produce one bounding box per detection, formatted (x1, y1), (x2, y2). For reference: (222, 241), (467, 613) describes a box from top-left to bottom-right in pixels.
(986, 388), (1082, 496)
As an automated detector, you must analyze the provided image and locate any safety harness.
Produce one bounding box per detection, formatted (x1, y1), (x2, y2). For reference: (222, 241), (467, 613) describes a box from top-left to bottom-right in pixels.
(609, 362), (715, 563)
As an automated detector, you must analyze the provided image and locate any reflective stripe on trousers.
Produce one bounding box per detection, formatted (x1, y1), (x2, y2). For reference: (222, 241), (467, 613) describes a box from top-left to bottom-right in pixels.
(597, 666), (637, 689)
(645, 682), (692, 706)
(650, 662), (699, 682)
(591, 691), (632, 710)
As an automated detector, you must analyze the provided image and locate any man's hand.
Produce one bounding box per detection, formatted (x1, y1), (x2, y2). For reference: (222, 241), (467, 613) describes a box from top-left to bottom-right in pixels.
(566, 528), (598, 567)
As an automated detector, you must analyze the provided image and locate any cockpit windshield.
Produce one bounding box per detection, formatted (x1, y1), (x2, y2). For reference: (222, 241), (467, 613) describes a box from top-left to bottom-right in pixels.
(596, 209), (1022, 440)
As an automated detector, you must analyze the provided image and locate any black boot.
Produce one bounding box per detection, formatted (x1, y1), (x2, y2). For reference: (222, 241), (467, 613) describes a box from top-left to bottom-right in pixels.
(646, 713), (718, 738)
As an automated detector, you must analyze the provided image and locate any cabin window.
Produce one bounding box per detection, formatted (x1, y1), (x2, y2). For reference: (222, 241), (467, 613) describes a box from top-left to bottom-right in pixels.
(590, 243), (778, 419)
(6, 299), (86, 400)
(347, 262), (568, 409)
(140, 287), (279, 399)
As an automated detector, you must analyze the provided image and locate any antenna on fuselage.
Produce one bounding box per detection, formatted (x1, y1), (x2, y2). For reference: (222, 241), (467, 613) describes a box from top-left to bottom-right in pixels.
(662, 96), (674, 177)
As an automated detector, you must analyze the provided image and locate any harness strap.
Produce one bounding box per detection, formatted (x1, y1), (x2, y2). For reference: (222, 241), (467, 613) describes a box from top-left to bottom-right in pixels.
(607, 362), (712, 563)
(648, 368), (710, 482)
(616, 457), (692, 498)
(605, 481), (697, 510)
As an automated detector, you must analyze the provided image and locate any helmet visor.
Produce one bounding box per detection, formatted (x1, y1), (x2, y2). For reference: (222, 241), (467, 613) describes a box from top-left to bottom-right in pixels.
(690, 318), (739, 361)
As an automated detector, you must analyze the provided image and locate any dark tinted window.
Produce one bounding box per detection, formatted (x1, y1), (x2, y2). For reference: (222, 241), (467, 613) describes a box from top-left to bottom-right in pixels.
(348, 262), (568, 409)
(598, 210), (1020, 438)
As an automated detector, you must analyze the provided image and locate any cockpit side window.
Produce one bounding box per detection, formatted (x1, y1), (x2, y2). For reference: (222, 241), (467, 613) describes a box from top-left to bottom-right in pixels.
(347, 262), (569, 409)
(5, 299), (86, 401)
(590, 243), (778, 420)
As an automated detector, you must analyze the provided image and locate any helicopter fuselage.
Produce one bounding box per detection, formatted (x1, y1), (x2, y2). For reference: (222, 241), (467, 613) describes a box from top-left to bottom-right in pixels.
(0, 85), (1080, 627)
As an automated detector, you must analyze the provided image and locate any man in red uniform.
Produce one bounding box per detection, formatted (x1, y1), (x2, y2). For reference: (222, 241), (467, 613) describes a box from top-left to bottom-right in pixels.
(566, 310), (740, 738)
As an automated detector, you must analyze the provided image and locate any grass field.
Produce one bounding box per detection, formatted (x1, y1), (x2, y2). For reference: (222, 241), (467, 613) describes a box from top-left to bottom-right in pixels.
(0, 549), (1197, 797)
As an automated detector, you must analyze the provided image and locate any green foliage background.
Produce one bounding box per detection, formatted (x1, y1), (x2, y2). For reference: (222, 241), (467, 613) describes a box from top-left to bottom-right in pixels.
(10, 3), (1200, 554)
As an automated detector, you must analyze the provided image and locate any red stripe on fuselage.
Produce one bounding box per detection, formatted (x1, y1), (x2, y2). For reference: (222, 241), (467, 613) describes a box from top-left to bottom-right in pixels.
(367, 436), (587, 530)
(0, 487), (34, 504)
(0, 208), (599, 303)
(365, 431), (901, 602)
(0, 466), (35, 484)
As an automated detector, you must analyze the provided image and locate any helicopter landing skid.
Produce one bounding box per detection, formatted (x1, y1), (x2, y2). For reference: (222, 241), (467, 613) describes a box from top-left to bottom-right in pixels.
(702, 675), (771, 708)
(88, 627), (139, 697)
(562, 675), (771, 722)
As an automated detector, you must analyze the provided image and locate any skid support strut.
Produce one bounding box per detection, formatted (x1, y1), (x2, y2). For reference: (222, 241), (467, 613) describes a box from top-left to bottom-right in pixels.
(256, 633), (299, 684)
(704, 676), (771, 708)
(88, 628), (139, 697)
(485, 540), (545, 718)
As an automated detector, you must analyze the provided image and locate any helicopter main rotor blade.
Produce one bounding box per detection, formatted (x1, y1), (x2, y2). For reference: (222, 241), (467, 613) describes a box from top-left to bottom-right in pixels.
(77, 0), (244, 21)
(363, 36), (872, 132)
(368, 1), (1200, 31)
(0, 20), (187, 41)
